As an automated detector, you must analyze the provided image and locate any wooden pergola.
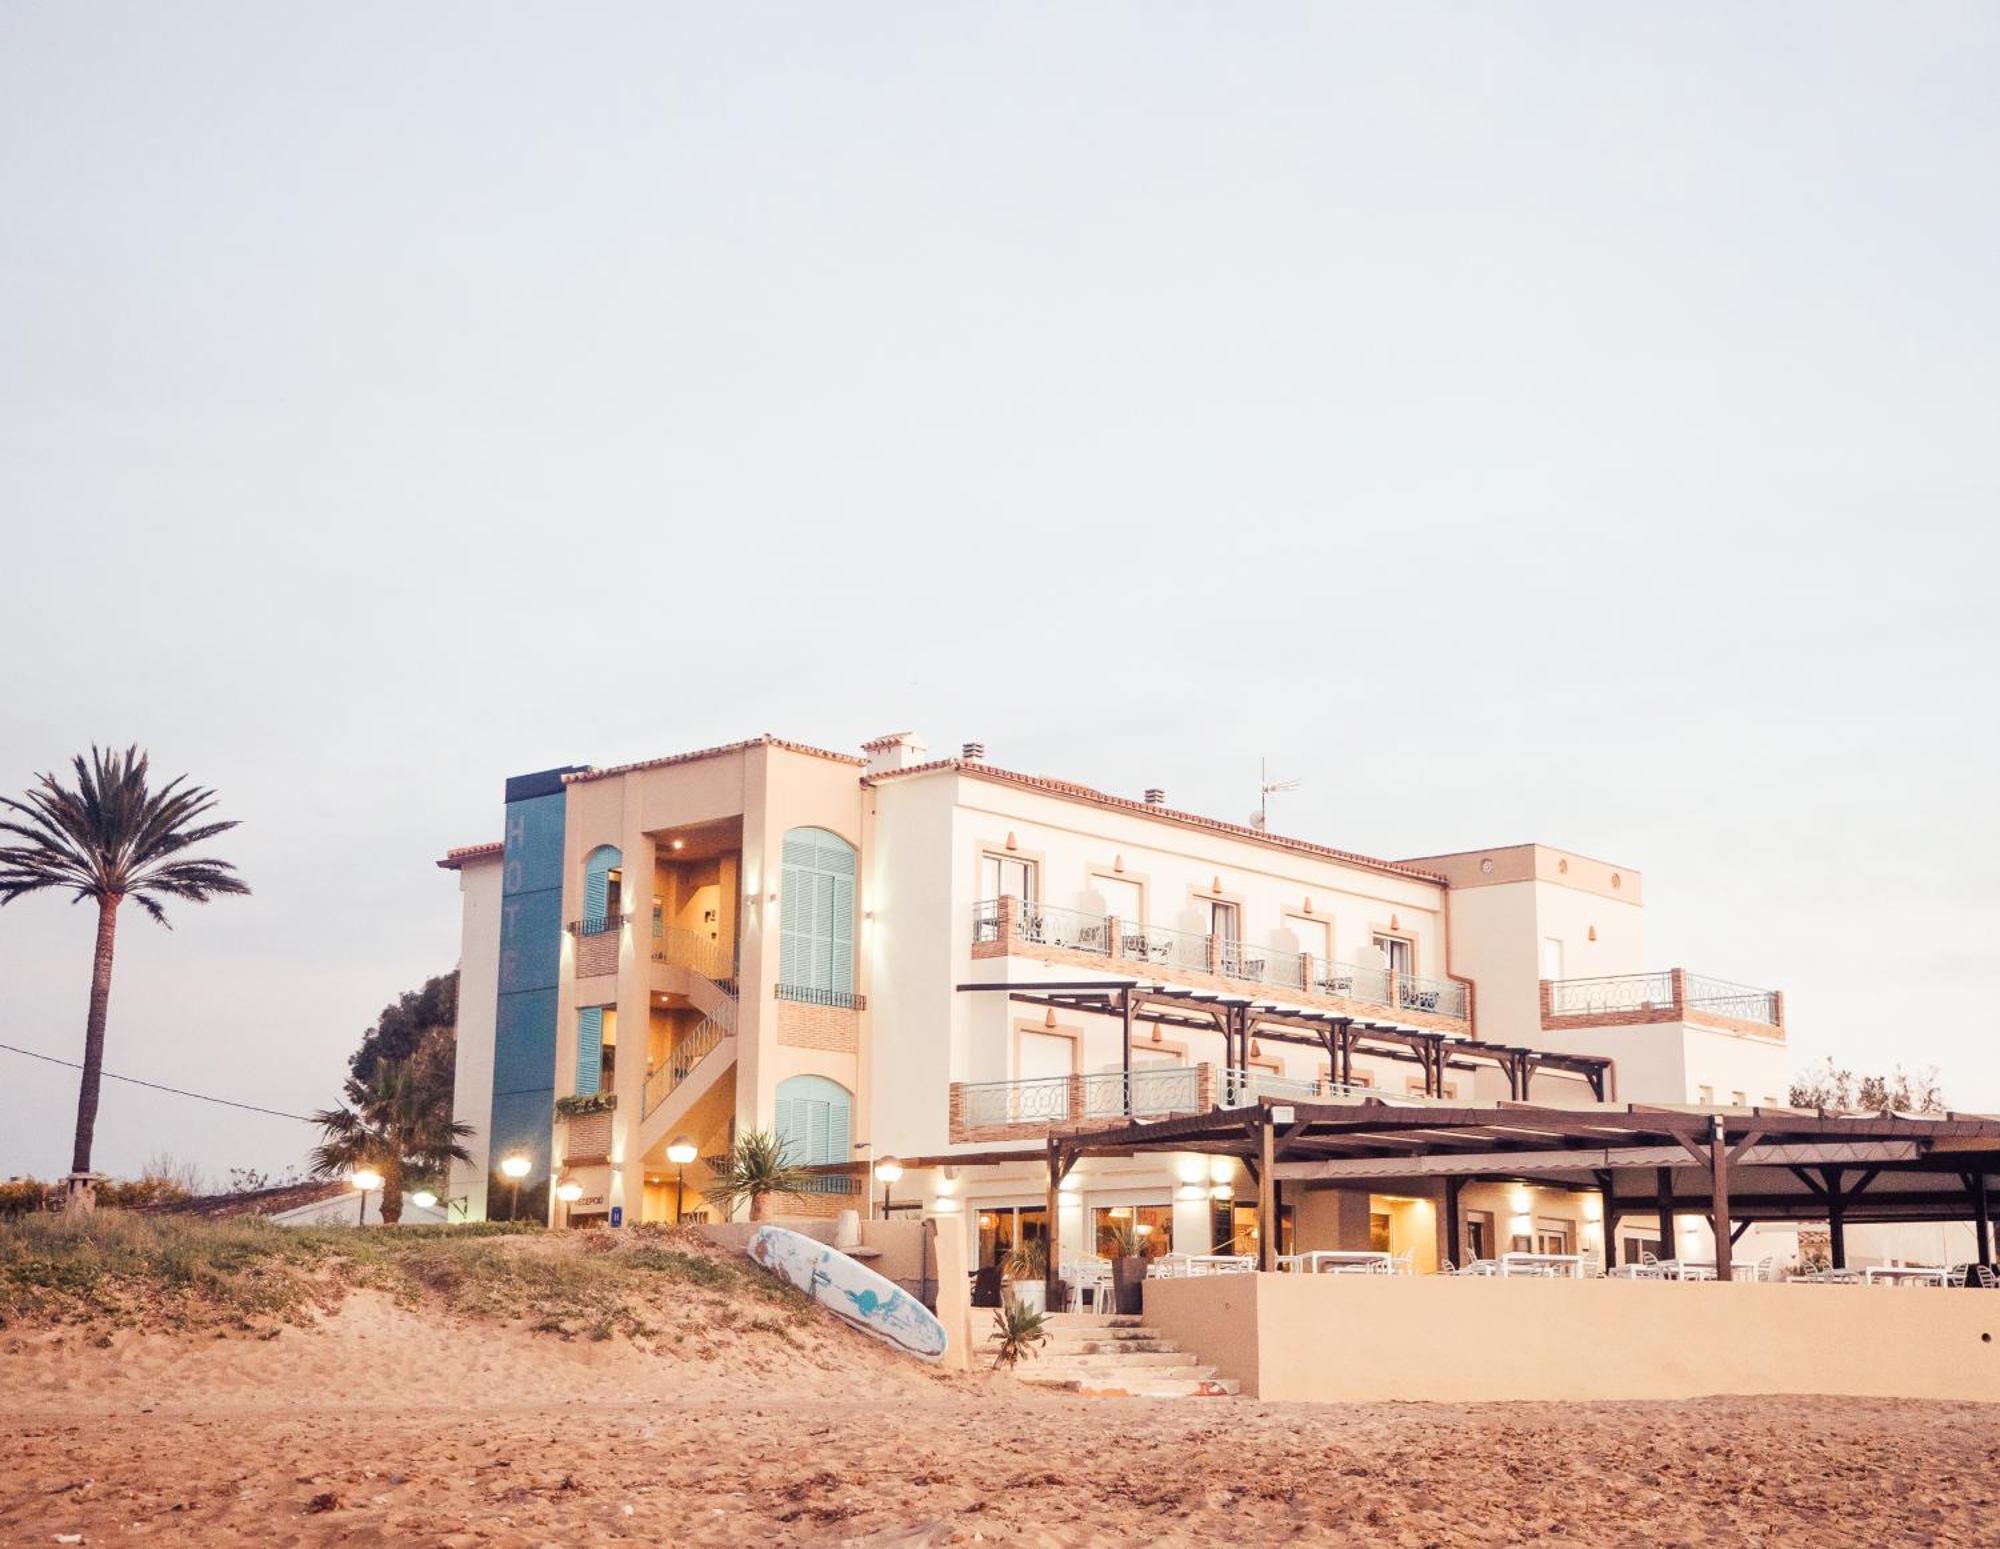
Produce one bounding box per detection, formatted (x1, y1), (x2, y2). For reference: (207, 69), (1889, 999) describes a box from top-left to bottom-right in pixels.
(1033, 1099), (2000, 1298)
(958, 979), (1613, 1101)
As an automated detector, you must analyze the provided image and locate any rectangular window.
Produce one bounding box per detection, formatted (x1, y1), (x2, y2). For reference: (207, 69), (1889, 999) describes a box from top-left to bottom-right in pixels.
(1370, 1212), (1393, 1252)
(1465, 1211), (1494, 1262)
(1093, 1204), (1173, 1258)
(980, 854), (1036, 903)
(1017, 1030), (1074, 1083)
(1094, 875), (1143, 925)
(1534, 1218), (1572, 1255)
(1205, 898), (1240, 942)
(1289, 915), (1330, 966)
(1373, 934), (1413, 976)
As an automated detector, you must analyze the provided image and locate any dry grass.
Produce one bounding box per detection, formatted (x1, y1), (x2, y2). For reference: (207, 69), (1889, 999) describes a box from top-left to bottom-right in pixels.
(0, 1212), (817, 1346)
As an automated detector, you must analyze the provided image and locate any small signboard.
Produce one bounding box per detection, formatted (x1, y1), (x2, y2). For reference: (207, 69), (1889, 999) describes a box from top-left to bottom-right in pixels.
(609, 1205), (623, 1228)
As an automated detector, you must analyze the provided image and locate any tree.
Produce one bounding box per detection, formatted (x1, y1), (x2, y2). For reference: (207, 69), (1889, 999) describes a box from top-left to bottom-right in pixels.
(0, 746), (249, 1210)
(349, 971), (458, 1087)
(1790, 1057), (1946, 1115)
(308, 1057), (471, 1225)
(702, 1129), (812, 1222)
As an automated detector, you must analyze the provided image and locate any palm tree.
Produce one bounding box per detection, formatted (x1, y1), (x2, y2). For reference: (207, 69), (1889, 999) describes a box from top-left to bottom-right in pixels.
(308, 1057), (471, 1225)
(0, 746), (248, 1211)
(702, 1129), (813, 1222)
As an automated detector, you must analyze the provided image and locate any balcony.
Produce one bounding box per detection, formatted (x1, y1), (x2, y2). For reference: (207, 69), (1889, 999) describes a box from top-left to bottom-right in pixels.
(971, 896), (1470, 1027)
(951, 1065), (1213, 1140)
(1541, 970), (1783, 1036)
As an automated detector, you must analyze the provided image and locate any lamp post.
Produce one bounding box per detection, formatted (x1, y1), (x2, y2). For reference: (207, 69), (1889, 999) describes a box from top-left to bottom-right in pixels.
(666, 1136), (698, 1223)
(351, 1168), (384, 1226)
(876, 1157), (904, 1219)
(499, 1153), (531, 1221)
(556, 1179), (583, 1230)
(411, 1189), (438, 1213)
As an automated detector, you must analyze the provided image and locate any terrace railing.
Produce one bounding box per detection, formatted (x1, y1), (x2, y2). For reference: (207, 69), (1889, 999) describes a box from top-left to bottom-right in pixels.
(971, 896), (1470, 1023)
(960, 1065), (1203, 1128)
(1544, 969), (1781, 1029)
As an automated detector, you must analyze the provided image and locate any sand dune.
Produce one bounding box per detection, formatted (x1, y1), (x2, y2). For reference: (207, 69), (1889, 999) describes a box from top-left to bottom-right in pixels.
(6, 1291), (2000, 1545)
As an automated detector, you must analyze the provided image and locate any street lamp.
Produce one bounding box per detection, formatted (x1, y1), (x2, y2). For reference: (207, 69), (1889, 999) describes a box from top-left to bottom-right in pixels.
(555, 1179), (583, 1229)
(667, 1136), (698, 1223)
(499, 1153), (531, 1221)
(876, 1157), (904, 1218)
(351, 1167), (384, 1225)
(411, 1189), (438, 1211)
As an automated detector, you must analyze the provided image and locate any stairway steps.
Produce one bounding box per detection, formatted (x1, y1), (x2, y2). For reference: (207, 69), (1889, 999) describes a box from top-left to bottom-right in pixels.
(1019, 1374), (1241, 1398)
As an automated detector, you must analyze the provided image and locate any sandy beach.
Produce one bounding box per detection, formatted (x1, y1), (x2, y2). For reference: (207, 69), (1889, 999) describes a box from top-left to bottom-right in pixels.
(6, 1291), (1999, 1547)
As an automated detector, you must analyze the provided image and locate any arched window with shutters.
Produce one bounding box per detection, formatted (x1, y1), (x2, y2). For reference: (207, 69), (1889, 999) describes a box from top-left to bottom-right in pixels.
(582, 845), (623, 933)
(775, 1075), (852, 1169)
(778, 826), (857, 1002)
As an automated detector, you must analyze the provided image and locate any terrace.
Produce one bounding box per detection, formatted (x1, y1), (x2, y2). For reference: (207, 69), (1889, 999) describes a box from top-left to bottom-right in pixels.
(1541, 970), (1784, 1035)
(972, 896), (1470, 1029)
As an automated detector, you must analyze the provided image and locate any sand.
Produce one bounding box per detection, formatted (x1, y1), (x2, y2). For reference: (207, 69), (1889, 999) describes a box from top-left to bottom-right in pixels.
(5, 1294), (1999, 1546)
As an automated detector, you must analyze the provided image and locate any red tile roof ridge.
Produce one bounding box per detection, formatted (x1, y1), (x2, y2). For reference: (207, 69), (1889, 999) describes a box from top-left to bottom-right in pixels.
(563, 735), (865, 784)
(436, 841), (504, 870)
(864, 759), (1446, 884)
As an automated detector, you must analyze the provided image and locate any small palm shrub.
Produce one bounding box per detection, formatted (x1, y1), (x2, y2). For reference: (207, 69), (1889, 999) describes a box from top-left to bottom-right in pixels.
(990, 1295), (1047, 1371)
(1001, 1236), (1047, 1283)
(702, 1130), (812, 1222)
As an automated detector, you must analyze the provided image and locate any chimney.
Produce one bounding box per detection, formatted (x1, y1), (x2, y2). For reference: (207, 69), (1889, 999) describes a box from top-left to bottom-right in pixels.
(861, 732), (928, 776)
(961, 741), (986, 761)
(1144, 788), (1166, 806)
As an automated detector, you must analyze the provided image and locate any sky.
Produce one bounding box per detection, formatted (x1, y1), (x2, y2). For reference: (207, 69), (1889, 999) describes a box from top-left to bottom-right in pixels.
(2, 3), (1996, 1186)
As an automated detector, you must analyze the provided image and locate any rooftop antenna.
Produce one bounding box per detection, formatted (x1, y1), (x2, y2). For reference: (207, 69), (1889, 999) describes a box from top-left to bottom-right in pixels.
(1256, 757), (1301, 831)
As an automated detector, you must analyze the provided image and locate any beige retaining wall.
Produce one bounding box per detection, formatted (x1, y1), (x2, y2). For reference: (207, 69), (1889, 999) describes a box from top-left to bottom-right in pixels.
(1143, 1273), (2000, 1404)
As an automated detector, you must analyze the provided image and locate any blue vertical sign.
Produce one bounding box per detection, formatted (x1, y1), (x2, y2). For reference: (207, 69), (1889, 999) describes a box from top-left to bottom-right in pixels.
(488, 766), (584, 1221)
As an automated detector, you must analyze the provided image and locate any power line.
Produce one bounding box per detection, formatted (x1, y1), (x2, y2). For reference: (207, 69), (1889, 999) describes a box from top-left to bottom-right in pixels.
(0, 1040), (314, 1123)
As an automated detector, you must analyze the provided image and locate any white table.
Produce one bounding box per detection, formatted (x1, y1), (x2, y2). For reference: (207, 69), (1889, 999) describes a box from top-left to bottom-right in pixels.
(1185, 1254), (1256, 1275)
(1282, 1250), (1394, 1275)
(1863, 1265), (1950, 1287)
(1499, 1252), (1587, 1278)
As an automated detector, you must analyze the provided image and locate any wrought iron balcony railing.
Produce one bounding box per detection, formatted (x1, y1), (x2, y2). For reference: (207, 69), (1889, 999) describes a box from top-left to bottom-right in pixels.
(972, 897), (1469, 1022)
(1544, 970), (1781, 1029)
(960, 1065), (1203, 1128)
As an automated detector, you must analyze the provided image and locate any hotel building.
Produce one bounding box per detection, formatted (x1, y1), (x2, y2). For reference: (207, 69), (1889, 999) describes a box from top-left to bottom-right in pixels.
(438, 732), (1793, 1271)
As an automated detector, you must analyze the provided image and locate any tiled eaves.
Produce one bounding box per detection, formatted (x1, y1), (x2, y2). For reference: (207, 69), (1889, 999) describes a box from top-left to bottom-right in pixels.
(863, 759), (1449, 886)
(563, 735), (867, 786)
(436, 841), (504, 870)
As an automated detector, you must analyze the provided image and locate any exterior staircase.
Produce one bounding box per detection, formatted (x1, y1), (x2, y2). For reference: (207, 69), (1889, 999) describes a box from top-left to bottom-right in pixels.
(993, 1313), (1238, 1398)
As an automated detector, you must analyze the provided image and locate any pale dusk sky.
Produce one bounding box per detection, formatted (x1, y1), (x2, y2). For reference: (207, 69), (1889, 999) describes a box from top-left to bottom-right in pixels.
(2, 4), (1995, 1182)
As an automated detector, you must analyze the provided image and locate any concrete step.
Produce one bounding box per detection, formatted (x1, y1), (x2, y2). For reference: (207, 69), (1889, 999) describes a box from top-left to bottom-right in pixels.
(1036, 1362), (1223, 1381)
(1019, 1374), (1241, 1398)
(1040, 1320), (1152, 1336)
(1019, 1349), (1197, 1369)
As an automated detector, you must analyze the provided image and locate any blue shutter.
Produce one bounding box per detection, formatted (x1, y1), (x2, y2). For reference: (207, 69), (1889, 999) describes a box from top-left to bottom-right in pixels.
(778, 828), (857, 996)
(582, 846), (622, 930)
(829, 872), (855, 995)
(775, 1076), (853, 1165)
(575, 1006), (603, 1095)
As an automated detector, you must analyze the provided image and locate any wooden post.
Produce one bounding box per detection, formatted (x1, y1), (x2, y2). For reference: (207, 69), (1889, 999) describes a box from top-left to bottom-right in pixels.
(1709, 1116), (1733, 1282)
(1444, 1176), (1463, 1268)
(1823, 1168), (1847, 1269)
(1654, 1166), (1674, 1259)
(1970, 1173), (1992, 1269)
(1257, 1114), (1277, 1272)
(1044, 1139), (1064, 1308)
(1595, 1170), (1617, 1270)
(1120, 987), (1134, 1116)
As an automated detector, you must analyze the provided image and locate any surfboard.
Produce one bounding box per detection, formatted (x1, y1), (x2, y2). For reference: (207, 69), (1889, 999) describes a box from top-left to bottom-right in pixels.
(746, 1224), (949, 1362)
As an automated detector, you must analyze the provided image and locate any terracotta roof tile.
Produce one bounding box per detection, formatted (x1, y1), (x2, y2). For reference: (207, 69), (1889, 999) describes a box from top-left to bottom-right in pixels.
(864, 760), (1446, 884)
(563, 735), (864, 785)
(436, 841), (504, 870)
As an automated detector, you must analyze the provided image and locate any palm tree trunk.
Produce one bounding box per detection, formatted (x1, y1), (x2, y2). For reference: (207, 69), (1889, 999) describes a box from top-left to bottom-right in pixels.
(750, 1190), (772, 1223)
(68, 894), (121, 1200)
(380, 1157), (403, 1225)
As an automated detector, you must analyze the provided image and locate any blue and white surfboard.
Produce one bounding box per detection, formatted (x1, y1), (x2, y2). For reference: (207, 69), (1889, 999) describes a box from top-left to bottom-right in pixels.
(746, 1224), (949, 1362)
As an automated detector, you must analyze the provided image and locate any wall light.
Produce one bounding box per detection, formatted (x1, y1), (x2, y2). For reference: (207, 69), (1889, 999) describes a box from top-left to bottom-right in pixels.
(1176, 1183), (1207, 1202)
(670, 838), (686, 851)
(1509, 1186), (1532, 1214)
(1211, 1183), (1234, 1201)
(932, 1196), (961, 1214)
(1583, 1196), (1603, 1222)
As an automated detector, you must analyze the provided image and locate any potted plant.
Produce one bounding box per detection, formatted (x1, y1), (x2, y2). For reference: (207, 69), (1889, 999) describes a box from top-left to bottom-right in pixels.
(1002, 1237), (1048, 1314)
(1105, 1220), (1149, 1314)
